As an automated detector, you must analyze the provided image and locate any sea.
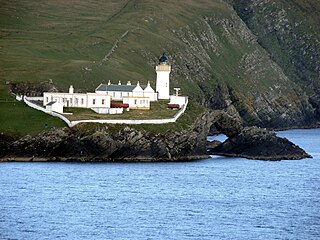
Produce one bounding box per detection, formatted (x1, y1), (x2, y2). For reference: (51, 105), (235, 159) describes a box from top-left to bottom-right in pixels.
(0, 129), (319, 240)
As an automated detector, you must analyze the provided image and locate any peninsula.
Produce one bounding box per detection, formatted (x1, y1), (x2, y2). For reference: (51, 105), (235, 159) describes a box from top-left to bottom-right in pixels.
(0, 0), (319, 161)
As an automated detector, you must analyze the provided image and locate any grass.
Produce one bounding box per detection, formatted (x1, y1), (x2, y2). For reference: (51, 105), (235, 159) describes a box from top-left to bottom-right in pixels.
(74, 101), (206, 135)
(1, 0), (317, 136)
(0, 85), (66, 137)
(63, 100), (178, 121)
(131, 101), (205, 134)
(0, 0), (231, 137)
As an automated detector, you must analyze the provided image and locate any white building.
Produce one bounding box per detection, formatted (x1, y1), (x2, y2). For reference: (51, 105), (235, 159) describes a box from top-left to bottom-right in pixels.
(95, 81), (157, 102)
(42, 53), (185, 114)
(46, 101), (63, 113)
(123, 96), (150, 110)
(168, 88), (187, 108)
(43, 85), (111, 109)
(156, 54), (171, 100)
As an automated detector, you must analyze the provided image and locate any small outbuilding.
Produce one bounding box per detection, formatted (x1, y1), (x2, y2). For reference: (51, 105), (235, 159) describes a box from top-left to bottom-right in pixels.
(122, 96), (150, 110)
(46, 101), (63, 113)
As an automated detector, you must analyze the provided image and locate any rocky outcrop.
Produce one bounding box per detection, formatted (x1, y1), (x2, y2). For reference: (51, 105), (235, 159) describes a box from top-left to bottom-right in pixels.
(0, 111), (220, 162)
(208, 126), (311, 160)
(9, 81), (58, 96)
(0, 110), (311, 162)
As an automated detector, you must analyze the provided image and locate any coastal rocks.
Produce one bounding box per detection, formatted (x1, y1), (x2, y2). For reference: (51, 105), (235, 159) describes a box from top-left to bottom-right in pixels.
(208, 126), (312, 160)
(212, 111), (243, 137)
(0, 114), (213, 162)
(0, 110), (311, 162)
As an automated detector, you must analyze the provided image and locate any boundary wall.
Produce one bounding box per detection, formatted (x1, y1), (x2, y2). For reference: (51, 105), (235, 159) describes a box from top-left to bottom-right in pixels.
(22, 96), (188, 127)
(23, 96), (72, 126)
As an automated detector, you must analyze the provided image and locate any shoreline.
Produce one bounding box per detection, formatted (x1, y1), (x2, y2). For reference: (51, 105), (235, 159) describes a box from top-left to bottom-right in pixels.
(0, 155), (212, 163)
(1, 119), (317, 163)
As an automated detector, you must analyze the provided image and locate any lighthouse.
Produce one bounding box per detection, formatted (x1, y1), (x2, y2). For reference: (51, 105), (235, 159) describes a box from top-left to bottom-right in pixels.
(156, 53), (171, 100)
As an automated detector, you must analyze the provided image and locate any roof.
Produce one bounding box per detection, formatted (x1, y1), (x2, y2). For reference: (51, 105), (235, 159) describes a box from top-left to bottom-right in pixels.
(96, 84), (147, 92)
(159, 53), (169, 64)
(46, 101), (59, 106)
(122, 96), (150, 99)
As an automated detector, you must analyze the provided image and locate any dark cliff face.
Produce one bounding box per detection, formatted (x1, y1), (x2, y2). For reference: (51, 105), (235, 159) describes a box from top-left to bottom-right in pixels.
(231, 0), (320, 124)
(209, 126), (311, 160)
(1, 112), (218, 161)
(0, 110), (310, 162)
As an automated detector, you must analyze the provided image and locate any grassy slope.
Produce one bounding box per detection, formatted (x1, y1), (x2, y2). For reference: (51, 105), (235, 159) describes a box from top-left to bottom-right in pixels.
(232, 0), (320, 90)
(0, 0), (289, 91)
(1, 0), (315, 135)
(0, 85), (65, 137)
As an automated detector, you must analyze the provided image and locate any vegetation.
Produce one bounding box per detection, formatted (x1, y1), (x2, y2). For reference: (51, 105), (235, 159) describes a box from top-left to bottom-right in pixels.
(64, 100), (178, 121)
(131, 101), (205, 134)
(0, 0), (319, 136)
(75, 101), (205, 135)
(232, 0), (320, 91)
(0, 85), (65, 137)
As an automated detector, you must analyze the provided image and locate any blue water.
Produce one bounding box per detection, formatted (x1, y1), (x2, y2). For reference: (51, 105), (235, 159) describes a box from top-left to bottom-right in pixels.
(0, 129), (319, 240)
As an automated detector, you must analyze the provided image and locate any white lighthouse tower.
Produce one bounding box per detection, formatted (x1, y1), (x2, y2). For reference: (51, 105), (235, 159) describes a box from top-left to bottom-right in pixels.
(156, 53), (171, 100)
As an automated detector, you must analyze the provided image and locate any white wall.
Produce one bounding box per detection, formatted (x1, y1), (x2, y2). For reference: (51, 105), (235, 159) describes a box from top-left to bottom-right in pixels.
(87, 95), (111, 108)
(91, 107), (123, 114)
(43, 92), (111, 108)
(25, 94), (189, 128)
(24, 96), (72, 127)
(123, 97), (150, 109)
(156, 65), (171, 100)
(70, 97), (188, 127)
(169, 96), (187, 107)
(143, 92), (157, 101)
(52, 102), (64, 113)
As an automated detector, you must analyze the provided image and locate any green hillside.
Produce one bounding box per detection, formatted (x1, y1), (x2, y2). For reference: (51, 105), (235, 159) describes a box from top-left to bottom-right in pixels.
(232, 0), (320, 118)
(0, 0), (319, 136)
(232, 0), (320, 89)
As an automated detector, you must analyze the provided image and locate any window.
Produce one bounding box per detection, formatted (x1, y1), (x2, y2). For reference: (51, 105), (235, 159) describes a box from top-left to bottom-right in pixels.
(134, 99), (137, 105)
(46, 97), (48, 103)
(102, 99), (105, 105)
(93, 99), (96, 105)
(75, 98), (78, 105)
(81, 98), (84, 105)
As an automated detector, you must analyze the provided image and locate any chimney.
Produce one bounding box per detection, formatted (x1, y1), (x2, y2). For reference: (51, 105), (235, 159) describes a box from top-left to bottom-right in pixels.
(69, 85), (74, 94)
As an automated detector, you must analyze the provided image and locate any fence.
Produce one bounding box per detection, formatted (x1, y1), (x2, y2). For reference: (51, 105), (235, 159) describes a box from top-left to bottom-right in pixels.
(23, 96), (188, 127)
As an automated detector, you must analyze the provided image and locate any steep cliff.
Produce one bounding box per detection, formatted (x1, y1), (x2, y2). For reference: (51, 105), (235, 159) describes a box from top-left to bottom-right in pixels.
(1, 0), (319, 134)
(0, 109), (310, 162)
(231, 0), (320, 123)
(0, 111), (219, 162)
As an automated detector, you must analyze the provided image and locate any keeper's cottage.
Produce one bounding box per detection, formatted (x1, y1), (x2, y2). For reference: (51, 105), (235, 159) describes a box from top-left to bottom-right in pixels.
(43, 54), (186, 114)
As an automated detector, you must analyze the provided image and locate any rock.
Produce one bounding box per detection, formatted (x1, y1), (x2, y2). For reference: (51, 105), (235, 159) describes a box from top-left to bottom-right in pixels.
(207, 140), (221, 149)
(0, 111), (311, 162)
(213, 112), (243, 137)
(209, 126), (312, 160)
(10, 81), (58, 96)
